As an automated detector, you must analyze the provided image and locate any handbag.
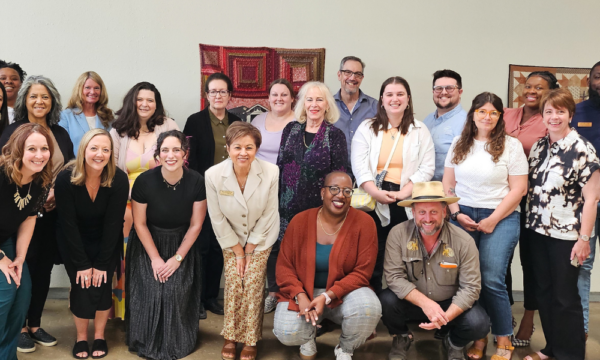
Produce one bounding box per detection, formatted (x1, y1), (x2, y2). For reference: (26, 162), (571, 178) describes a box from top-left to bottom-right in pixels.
(351, 132), (401, 212)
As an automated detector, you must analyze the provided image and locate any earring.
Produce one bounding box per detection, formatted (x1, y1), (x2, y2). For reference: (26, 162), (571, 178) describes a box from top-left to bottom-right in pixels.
(407, 104), (410, 109)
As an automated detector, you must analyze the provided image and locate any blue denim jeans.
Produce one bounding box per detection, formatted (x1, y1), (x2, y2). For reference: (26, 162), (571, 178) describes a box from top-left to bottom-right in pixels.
(577, 206), (599, 333)
(451, 205), (520, 336)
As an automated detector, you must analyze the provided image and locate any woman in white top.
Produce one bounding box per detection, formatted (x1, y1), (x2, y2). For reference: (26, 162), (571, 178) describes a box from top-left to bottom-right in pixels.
(442, 92), (528, 360)
(351, 76), (435, 294)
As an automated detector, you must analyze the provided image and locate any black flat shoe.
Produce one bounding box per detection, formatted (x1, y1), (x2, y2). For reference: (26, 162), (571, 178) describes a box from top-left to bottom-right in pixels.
(205, 298), (224, 315)
(72, 341), (89, 359)
(91, 339), (108, 359)
(199, 302), (207, 320)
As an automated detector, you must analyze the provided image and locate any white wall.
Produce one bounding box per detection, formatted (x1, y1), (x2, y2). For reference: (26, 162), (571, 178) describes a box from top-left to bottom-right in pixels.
(4, 0), (599, 291)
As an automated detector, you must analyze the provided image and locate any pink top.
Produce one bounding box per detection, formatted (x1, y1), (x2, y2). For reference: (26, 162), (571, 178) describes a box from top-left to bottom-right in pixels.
(503, 107), (547, 157)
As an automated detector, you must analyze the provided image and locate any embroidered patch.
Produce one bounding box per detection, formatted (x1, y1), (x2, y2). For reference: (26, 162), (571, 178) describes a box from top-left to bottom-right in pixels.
(407, 241), (418, 251)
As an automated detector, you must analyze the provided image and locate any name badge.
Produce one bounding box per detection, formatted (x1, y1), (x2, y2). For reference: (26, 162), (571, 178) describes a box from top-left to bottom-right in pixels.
(578, 122), (592, 127)
(219, 190), (234, 196)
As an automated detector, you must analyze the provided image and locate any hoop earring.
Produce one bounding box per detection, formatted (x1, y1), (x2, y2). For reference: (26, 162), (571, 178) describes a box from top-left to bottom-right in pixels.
(406, 104), (410, 109)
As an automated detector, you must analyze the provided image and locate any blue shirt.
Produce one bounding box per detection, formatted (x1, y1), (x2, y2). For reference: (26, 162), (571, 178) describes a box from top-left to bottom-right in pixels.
(314, 243), (333, 288)
(423, 105), (467, 181)
(333, 89), (378, 160)
(572, 100), (600, 153)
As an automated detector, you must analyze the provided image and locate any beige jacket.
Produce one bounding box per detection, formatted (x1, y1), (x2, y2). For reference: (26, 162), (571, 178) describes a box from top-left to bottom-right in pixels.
(383, 220), (481, 311)
(205, 158), (280, 251)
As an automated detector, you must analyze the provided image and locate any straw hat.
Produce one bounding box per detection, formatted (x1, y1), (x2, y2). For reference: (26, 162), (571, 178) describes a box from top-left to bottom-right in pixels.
(396, 181), (460, 207)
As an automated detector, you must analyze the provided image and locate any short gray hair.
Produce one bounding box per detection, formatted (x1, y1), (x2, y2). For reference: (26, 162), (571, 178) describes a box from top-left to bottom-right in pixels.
(14, 75), (62, 126)
(339, 56), (365, 71)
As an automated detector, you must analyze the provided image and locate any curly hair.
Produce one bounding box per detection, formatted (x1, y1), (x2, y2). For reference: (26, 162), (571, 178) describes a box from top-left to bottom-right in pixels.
(451, 92), (507, 164)
(0, 60), (27, 83)
(0, 123), (54, 187)
(153, 130), (190, 163)
(13, 75), (63, 126)
(112, 82), (166, 139)
(0, 82), (8, 134)
(66, 71), (114, 128)
(370, 76), (415, 136)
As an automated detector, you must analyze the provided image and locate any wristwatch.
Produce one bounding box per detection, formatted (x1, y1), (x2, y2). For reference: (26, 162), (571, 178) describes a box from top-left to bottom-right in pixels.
(0, 250), (5, 261)
(175, 254), (183, 262)
(294, 292), (306, 304)
(321, 292), (332, 305)
(579, 234), (590, 242)
(450, 210), (462, 222)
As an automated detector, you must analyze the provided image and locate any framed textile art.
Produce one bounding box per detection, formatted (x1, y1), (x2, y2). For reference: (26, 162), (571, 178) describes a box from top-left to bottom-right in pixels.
(199, 44), (326, 122)
(507, 64), (591, 108)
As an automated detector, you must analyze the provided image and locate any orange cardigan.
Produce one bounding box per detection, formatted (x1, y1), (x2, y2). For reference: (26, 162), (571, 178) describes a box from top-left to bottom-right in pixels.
(276, 207), (378, 311)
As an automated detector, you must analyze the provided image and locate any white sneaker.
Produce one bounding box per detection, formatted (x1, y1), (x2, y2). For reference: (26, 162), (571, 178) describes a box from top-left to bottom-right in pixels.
(334, 344), (353, 359)
(300, 339), (317, 360)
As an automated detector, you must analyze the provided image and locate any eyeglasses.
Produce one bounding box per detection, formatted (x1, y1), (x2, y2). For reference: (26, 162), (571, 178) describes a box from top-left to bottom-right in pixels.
(433, 85), (460, 94)
(207, 90), (230, 97)
(475, 109), (501, 120)
(339, 70), (364, 79)
(323, 186), (354, 198)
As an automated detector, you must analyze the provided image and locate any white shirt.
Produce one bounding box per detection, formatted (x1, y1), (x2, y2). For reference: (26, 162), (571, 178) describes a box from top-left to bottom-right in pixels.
(86, 116), (97, 130)
(445, 135), (528, 211)
(8, 107), (15, 124)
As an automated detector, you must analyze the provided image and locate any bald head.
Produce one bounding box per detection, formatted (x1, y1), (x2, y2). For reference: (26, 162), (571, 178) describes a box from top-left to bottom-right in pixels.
(324, 171), (351, 187)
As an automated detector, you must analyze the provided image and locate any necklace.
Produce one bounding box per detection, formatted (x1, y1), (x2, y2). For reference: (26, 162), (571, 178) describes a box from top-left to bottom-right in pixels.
(390, 128), (399, 140)
(163, 174), (183, 190)
(233, 168), (249, 191)
(317, 208), (349, 236)
(303, 133), (309, 148)
(14, 183), (32, 210)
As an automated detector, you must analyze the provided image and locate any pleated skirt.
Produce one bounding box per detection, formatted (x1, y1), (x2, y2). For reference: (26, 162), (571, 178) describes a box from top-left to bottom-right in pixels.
(125, 224), (202, 360)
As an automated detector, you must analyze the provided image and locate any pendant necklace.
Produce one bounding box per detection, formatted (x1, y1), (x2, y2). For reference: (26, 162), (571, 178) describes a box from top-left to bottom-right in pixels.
(14, 183), (32, 210)
(317, 208), (349, 236)
(163, 173), (183, 190)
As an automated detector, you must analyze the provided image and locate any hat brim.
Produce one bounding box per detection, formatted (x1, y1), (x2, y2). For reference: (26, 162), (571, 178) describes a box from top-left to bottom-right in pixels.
(397, 197), (460, 207)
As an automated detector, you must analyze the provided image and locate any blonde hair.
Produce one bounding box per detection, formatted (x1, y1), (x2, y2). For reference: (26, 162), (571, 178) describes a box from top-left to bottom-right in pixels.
(68, 129), (116, 187)
(294, 81), (340, 125)
(67, 72), (114, 128)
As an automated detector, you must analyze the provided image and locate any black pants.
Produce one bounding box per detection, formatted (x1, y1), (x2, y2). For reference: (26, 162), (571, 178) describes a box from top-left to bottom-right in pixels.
(528, 229), (585, 360)
(505, 196), (537, 310)
(367, 181), (408, 295)
(266, 239), (281, 293)
(198, 215), (223, 302)
(23, 212), (57, 328)
(378, 289), (490, 347)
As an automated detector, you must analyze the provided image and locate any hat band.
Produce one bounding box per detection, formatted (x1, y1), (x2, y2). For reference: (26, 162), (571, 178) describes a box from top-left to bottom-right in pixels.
(412, 195), (444, 200)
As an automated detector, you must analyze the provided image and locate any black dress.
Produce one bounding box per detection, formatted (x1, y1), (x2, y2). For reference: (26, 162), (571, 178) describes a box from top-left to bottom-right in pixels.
(54, 168), (129, 319)
(126, 166), (205, 360)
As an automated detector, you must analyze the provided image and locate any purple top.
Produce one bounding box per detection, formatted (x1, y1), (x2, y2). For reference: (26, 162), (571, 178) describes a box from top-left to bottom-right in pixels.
(252, 112), (294, 164)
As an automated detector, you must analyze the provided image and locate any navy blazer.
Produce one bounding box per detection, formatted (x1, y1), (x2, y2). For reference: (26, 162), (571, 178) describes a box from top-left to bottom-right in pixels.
(59, 108), (110, 154)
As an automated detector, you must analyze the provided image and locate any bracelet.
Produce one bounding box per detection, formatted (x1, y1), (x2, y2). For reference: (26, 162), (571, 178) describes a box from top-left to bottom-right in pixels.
(235, 256), (245, 260)
(245, 252), (253, 256)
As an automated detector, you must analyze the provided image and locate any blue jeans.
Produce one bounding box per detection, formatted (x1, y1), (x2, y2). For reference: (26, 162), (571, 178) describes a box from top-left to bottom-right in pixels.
(577, 206), (599, 333)
(0, 237), (32, 360)
(451, 205), (520, 336)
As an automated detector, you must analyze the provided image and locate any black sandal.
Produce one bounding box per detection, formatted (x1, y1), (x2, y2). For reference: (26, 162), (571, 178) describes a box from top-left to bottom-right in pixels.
(91, 339), (108, 359)
(72, 341), (89, 359)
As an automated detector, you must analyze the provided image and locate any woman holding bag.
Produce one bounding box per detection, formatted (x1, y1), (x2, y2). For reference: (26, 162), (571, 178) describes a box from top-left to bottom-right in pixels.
(351, 76), (435, 294)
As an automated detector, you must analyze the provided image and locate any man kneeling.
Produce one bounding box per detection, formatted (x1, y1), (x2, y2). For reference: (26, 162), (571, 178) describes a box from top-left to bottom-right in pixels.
(273, 172), (381, 360)
(379, 182), (489, 360)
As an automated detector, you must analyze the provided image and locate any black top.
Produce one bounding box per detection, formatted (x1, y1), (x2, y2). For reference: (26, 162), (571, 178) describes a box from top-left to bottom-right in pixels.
(54, 168), (129, 271)
(0, 168), (45, 246)
(0, 119), (75, 162)
(183, 107), (242, 176)
(131, 166), (206, 229)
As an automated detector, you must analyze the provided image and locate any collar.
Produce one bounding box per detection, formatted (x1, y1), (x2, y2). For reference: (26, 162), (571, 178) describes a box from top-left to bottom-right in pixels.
(545, 128), (579, 150)
(334, 89), (369, 103)
(433, 104), (463, 120)
(405, 221), (450, 259)
(209, 109), (228, 126)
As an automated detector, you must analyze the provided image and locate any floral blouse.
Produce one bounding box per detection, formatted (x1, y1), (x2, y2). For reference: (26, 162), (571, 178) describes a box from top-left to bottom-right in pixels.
(276, 121), (348, 241)
(526, 129), (600, 240)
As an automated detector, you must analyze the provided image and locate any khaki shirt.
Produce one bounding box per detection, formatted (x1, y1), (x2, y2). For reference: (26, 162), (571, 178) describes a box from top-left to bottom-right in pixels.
(209, 110), (229, 165)
(383, 220), (480, 311)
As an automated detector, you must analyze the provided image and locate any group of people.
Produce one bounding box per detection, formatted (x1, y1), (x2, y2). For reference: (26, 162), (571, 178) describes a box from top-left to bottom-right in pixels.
(0, 56), (598, 360)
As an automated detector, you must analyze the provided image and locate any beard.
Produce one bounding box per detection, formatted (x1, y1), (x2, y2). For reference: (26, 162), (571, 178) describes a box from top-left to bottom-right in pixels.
(434, 98), (457, 111)
(416, 219), (444, 236)
(589, 88), (600, 107)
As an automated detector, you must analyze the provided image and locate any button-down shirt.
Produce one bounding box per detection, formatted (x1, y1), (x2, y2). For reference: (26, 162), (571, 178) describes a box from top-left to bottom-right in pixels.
(423, 105), (467, 181)
(209, 110), (229, 165)
(383, 220), (481, 311)
(333, 89), (378, 160)
(526, 130), (600, 240)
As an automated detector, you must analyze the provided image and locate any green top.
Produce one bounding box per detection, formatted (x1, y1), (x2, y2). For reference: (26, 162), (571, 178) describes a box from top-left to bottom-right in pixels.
(314, 243), (333, 288)
(209, 109), (230, 165)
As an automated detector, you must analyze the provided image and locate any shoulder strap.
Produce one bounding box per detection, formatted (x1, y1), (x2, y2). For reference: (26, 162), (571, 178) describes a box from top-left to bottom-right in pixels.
(382, 131), (401, 172)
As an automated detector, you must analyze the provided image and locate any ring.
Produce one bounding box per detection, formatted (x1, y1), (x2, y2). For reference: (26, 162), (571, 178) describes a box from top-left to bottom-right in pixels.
(85, 276), (88, 280)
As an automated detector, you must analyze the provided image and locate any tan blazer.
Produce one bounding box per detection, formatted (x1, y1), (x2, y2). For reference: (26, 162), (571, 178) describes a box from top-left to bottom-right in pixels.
(205, 157), (280, 251)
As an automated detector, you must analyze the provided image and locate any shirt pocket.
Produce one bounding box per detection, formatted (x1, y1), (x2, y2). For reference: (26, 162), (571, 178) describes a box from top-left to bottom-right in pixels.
(402, 256), (423, 282)
(436, 266), (458, 286)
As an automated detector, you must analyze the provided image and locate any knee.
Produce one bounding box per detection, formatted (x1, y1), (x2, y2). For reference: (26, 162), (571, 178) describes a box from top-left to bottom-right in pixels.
(378, 288), (399, 313)
(273, 325), (314, 346)
(462, 305), (490, 338)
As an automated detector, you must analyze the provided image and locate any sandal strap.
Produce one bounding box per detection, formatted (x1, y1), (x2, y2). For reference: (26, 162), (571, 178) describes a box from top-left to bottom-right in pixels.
(497, 344), (514, 351)
(72, 341), (89, 359)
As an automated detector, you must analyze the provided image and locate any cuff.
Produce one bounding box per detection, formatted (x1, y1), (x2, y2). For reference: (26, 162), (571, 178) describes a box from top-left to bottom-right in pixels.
(451, 295), (474, 311)
(217, 232), (241, 250)
(355, 174), (375, 189)
(247, 231), (265, 246)
(391, 282), (417, 300)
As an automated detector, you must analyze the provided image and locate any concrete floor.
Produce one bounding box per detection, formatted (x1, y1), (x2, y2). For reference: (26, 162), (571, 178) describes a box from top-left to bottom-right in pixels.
(18, 300), (600, 360)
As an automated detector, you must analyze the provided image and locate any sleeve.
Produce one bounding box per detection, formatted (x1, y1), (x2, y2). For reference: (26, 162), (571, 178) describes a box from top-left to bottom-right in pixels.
(351, 122), (375, 187)
(328, 214), (378, 299)
(452, 234), (481, 310)
(205, 171), (241, 249)
(194, 173), (207, 202)
(408, 125), (435, 184)
(109, 128), (123, 170)
(276, 123), (292, 197)
(54, 172), (93, 271)
(183, 115), (199, 171)
(93, 172), (129, 271)
(577, 140), (600, 188)
(247, 166), (280, 246)
(444, 137), (459, 168)
(275, 216), (307, 303)
(165, 117), (180, 131)
(508, 137), (529, 176)
(330, 128), (349, 173)
(59, 110), (70, 134)
(131, 174), (147, 204)
(383, 228), (417, 299)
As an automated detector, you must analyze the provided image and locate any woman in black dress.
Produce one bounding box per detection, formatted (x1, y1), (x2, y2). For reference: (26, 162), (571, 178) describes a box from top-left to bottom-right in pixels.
(0, 123), (53, 360)
(126, 130), (206, 360)
(54, 129), (128, 359)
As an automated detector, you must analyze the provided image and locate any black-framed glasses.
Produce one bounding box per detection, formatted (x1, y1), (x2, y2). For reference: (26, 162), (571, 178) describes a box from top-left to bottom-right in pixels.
(323, 186), (354, 198)
(433, 85), (460, 94)
(339, 70), (364, 79)
(207, 90), (230, 97)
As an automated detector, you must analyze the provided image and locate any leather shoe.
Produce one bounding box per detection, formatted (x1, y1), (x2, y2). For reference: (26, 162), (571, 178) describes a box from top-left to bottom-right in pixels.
(204, 298), (224, 315)
(199, 303), (207, 320)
